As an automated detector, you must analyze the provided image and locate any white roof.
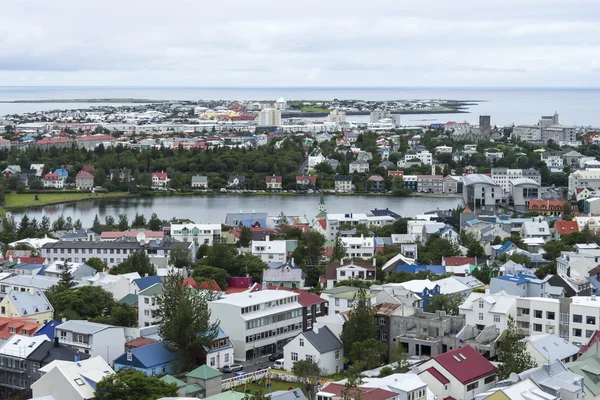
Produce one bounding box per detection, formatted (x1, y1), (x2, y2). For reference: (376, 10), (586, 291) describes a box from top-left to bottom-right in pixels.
(387, 279), (438, 293)
(510, 178), (541, 187)
(0, 334), (49, 358)
(212, 289), (298, 307)
(45, 261), (88, 275)
(1, 275), (59, 290)
(341, 237), (375, 247)
(435, 276), (471, 295)
(56, 320), (116, 334)
(521, 220), (550, 236)
(9, 237), (58, 249)
(460, 291), (517, 314)
(571, 296), (600, 309)
(527, 334), (579, 363)
(361, 373), (427, 392)
(170, 223), (221, 231)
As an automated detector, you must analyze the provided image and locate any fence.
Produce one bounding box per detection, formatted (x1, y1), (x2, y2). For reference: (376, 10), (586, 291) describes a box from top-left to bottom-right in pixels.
(221, 368), (301, 390)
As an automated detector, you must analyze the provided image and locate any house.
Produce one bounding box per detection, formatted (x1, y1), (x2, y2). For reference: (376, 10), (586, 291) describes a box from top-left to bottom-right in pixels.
(324, 259), (376, 289)
(417, 345), (497, 400)
(525, 334), (579, 366)
(0, 275), (59, 300)
(520, 219), (551, 243)
(567, 342), (600, 400)
(43, 172), (65, 189)
(360, 373), (428, 400)
(317, 382), (398, 400)
(0, 334), (49, 398)
(269, 389), (310, 400)
(0, 289), (53, 324)
(170, 223), (222, 246)
(383, 280), (441, 311)
(528, 200), (568, 216)
(228, 175), (245, 188)
(320, 286), (377, 316)
(185, 364), (223, 398)
(459, 291), (517, 334)
(341, 236), (376, 259)
(133, 275), (163, 294)
(152, 171), (169, 188)
(108, 167), (131, 183)
(489, 274), (564, 298)
(0, 317), (42, 342)
(30, 163), (45, 177)
(368, 175), (385, 192)
(334, 175), (353, 192)
(262, 260), (305, 289)
(30, 356), (115, 400)
(296, 175), (317, 187)
(138, 283), (163, 327)
(113, 341), (180, 376)
(506, 361), (585, 400)
(265, 175), (283, 190)
(283, 325), (343, 375)
(252, 236), (288, 263)
(208, 290), (303, 361)
(349, 160), (370, 174)
(75, 170), (94, 190)
(555, 220), (579, 236)
(202, 327), (235, 370)
(44, 260), (96, 280)
(478, 377), (559, 400)
(191, 175), (209, 188)
(55, 320), (126, 364)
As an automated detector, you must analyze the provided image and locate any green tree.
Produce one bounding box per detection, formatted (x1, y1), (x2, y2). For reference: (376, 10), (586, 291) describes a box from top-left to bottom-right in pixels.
(109, 303), (138, 327)
(49, 286), (116, 321)
(157, 272), (220, 370)
(57, 262), (77, 291)
(86, 257), (108, 273)
(168, 245), (193, 269)
(467, 242), (485, 258)
(333, 233), (346, 261)
(238, 226), (253, 247)
(92, 214), (101, 232)
(243, 391), (271, 400)
(110, 251), (156, 276)
(94, 370), (178, 400)
(132, 213), (147, 228)
(148, 213), (162, 231)
(275, 211), (290, 238)
(74, 219), (83, 230)
(350, 339), (387, 369)
(497, 315), (537, 379)
(340, 288), (377, 355)
(417, 234), (460, 265)
(118, 213), (129, 231)
(192, 265), (230, 290)
(292, 359), (325, 399)
(426, 294), (462, 315)
(203, 243), (237, 272)
(471, 264), (499, 285)
(389, 343), (410, 373)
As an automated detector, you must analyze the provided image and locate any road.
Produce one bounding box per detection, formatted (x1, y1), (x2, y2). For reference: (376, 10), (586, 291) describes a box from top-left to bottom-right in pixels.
(220, 359), (276, 379)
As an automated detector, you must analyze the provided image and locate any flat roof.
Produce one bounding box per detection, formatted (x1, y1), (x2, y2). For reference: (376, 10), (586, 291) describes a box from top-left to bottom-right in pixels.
(212, 290), (298, 307)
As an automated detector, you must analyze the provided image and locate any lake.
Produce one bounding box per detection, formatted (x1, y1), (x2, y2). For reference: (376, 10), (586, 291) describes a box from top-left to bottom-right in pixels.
(7, 194), (464, 228)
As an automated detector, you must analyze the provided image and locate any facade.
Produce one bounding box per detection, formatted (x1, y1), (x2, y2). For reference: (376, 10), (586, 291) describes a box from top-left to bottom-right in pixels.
(324, 260), (376, 289)
(283, 326), (343, 375)
(265, 175), (283, 190)
(257, 108), (282, 126)
(138, 283), (163, 327)
(328, 109), (346, 123)
(152, 171), (169, 188)
(203, 327), (235, 370)
(528, 200), (569, 216)
(320, 286), (377, 316)
(0, 334), (49, 398)
(341, 236), (376, 259)
(208, 290), (303, 361)
(463, 174), (501, 208)
(459, 291), (517, 334)
(228, 175), (245, 188)
(170, 223), (222, 246)
(75, 170), (94, 190)
(296, 175), (317, 187)
(569, 296), (600, 346)
(191, 175), (209, 188)
(334, 175), (353, 193)
(43, 172), (65, 189)
(349, 160), (370, 174)
(491, 168), (524, 193)
(252, 236), (288, 263)
(417, 175), (444, 194)
(489, 274), (563, 298)
(569, 170), (600, 197)
(368, 175), (385, 192)
(510, 178), (541, 207)
(404, 150), (433, 165)
(0, 289), (53, 324)
(56, 320), (126, 364)
(262, 262), (305, 289)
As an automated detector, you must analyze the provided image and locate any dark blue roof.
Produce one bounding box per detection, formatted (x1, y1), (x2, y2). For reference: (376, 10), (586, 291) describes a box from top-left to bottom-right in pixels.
(16, 263), (44, 270)
(397, 265), (446, 275)
(369, 208), (401, 218)
(35, 320), (63, 339)
(114, 341), (180, 368)
(497, 241), (514, 255)
(134, 276), (163, 291)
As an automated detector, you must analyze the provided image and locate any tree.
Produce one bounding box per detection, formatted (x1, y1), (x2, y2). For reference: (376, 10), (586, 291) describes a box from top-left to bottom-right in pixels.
(157, 272), (220, 370)
(132, 213), (147, 228)
(118, 213), (129, 231)
(105, 215), (115, 228)
(389, 343), (409, 373)
(57, 262), (77, 290)
(350, 339), (387, 370)
(293, 359), (325, 399)
(466, 242), (485, 258)
(426, 294), (462, 315)
(238, 226), (252, 248)
(417, 234), (461, 265)
(497, 315), (537, 379)
(340, 288), (377, 355)
(86, 257), (108, 273)
(110, 303), (138, 327)
(49, 286), (116, 321)
(275, 211), (289, 238)
(192, 265), (230, 290)
(110, 251), (156, 276)
(243, 391), (271, 400)
(148, 213), (162, 231)
(92, 214), (101, 232)
(333, 233), (346, 261)
(168, 245), (193, 269)
(94, 370), (178, 400)
(471, 263), (499, 285)
(74, 219), (83, 230)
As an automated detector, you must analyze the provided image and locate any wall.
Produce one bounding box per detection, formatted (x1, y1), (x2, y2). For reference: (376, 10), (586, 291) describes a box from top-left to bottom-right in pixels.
(93, 327), (126, 364)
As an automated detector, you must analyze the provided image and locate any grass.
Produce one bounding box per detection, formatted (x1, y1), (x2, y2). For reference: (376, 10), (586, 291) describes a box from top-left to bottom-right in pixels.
(301, 106), (330, 113)
(3, 191), (130, 209)
(234, 379), (304, 395)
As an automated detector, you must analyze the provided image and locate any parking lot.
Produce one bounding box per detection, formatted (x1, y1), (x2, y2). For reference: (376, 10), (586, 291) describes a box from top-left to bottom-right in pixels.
(220, 359), (276, 379)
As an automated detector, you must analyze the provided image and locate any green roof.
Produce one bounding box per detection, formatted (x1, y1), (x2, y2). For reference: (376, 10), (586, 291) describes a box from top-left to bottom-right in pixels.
(118, 293), (138, 306)
(186, 364), (222, 380)
(160, 375), (186, 388)
(568, 358), (600, 396)
(139, 283), (164, 296)
(185, 383), (205, 394)
(315, 211), (327, 219)
(206, 392), (247, 400)
(192, 175), (208, 182)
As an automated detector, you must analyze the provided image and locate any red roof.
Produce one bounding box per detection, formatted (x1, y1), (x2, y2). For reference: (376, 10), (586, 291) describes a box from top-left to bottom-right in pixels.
(197, 280), (222, 292)
(296, 176), (317, 184)
(82, 164), (95, 173)
(432, 345), (495, 384)
(421, 367), (450, 384)
(369, 175), (384, 181)
(126, 337), (158, 349)
(579, 330), (600, 354)
(0, 138), (10, 143)
(265, 175), (283, 183)
(443, 256), (477, 266)
(555, 220), (579, 235)
(76, 170), (94, 179)
(321, 383), (397, 400)
(4, 257), (46, 264)
(317, 219), (326, 230)
(528, 200), (566, 210)
(388, 171), (404, 177)
(76, 135), (114, 141)
(44, 173), (62, 181)
(37, 138), (74, 145)
(183, 277), (198, 288)
(152, 172), (168, 180)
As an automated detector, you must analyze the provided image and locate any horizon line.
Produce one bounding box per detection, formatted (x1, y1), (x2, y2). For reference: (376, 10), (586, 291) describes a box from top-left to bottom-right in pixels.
(1, 85), (599, 90)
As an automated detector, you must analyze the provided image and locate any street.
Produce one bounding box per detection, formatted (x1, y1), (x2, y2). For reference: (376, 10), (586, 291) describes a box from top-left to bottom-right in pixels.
(220, 358), (276, 379)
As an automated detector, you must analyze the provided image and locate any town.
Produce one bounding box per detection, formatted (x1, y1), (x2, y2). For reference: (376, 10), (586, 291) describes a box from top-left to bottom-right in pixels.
(1, 100), (600, 400)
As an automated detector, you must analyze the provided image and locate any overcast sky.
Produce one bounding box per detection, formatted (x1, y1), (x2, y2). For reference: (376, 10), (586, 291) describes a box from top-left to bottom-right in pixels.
(1, 0), (599, 87)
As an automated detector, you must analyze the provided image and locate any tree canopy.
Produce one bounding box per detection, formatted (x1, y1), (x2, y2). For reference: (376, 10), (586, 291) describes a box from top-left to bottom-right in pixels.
(497, 316), (537, 379)
(94, 370), (178, 400)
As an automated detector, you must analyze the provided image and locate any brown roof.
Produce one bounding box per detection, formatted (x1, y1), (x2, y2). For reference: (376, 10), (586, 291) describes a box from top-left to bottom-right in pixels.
(126, 338), (158, 349)
(443, 256), (477, 266)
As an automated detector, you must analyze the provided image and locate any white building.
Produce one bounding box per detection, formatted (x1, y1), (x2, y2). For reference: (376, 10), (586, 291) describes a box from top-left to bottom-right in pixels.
(138, 283), (163, 328)
(258, 108), (282, 126)
(520, 219), (551, 243)
(349, 160), (370, 174)
(274, 97), (287, 111)
(252, 236), (288, 263)
(283, 326), (343, 375)
(208, 290), (303, 361)
(569, 170), (600, 197)
(463, 174), (502, 209)
(491, 168), (525, 193)
(404, 151), (432, 166)
(459, 291), (517, 334)
(515, 297), (560, 338)
(341, 236), (376, 259)
(56, 320), (126, 364)
(326, 213), (395, 240)
(170, 223), (222, 246)
(525, 334), (579, 366)
(435, 145), (453, 154)
(320, 286), (377, 316)
(569, 296), (600, 346)
(328, 109), (346, 123)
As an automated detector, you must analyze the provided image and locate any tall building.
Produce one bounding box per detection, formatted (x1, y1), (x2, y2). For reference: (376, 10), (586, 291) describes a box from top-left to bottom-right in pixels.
(479, 115), (491, 139)
(328, 109), (346, 123)
(257, 108), (282, 126)
(274, 97), (287, 110)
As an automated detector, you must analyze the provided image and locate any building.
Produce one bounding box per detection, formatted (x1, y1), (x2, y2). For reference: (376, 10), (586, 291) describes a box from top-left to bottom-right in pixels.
(324, 260), (376, 289)
(31, 356), (115, 400)
(317, 382), (399, 400)
(520, 218), (551, 243)
(492, 168), (525, 193)
(417, 175), (444, 194)
(525, 334), (579, 366)
(262, 261), (305, 289)
(325, 213), (394, 240)
(320, 286), (377, 316)
(368, 175), (385, 192)
(489, 274), (563, 298)
(252, 236), (288, 263)
(170, 223), (222, 246)
(507, 361), (585, 400)
(510, 178), (541, 207)
(334, 175), (352, 193)
(185, 365), (223, 398)
(191, 175), (209, 188)
(202, 327), (235, 370)
(463, 174), (501, 208)
(257, 108), (282, 126)
(296, 175), (317, 188)
(228, 175), (245, 188)
(568, 343), (600, 400)
(43, 172), (65, 189)
(138, 283), (163, 327)
(0, 289), (53, 324)
(349, 160), (370, 174)
(417, 345), (497, 400)
(569, 170), (600, 198)
(328, 109), (346, 123)
(113, 341), (180, 376)
(528, 200), (569, 216)
(265, 175), (283, 190)
(44, 260), (96, 280)
(75, 170), (94, 190)
(459, 291), (517, 334)
(341, 236), (376, 259)
(283, 326), (343, 375)
(152, 171), (169, 188)
(0, 275), (59, 300)
(569, 296), (600, 346)
(0, 334), (49, 398)
(56, 320), (126, 364)
(208, 290), (303, 361)
(404, 150), (433, 165)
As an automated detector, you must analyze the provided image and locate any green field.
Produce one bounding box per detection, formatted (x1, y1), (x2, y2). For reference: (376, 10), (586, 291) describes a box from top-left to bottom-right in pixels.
(4, 191), (130, 209)
(234, 379), (304, 395)
(300, 106), (330, 113)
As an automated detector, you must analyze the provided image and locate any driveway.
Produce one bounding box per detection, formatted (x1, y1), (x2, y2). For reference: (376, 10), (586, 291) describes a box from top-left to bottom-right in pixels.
(220, 358), (276, 379)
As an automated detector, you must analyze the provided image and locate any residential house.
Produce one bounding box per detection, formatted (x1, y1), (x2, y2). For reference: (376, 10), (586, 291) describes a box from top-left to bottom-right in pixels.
(30, 163), (45, 177)
(0, 289), (53, 324)
(528, 200), (568, 216)
(170, 223), (222, 246)
(417, 346), (497, 400)
(138, 283), (163, 327)
(296, 175), (317, 188)
(317, 382), (398, 400)
(265, 175), (283, 190)
(569, 296), (600, 346)
(368, 175), (385, 192)
(360, 374), (428, 400)
(325, 213), (394, 240)
(324, 259), (376, 289)
(404, 150), (433, 165)
(185, 364), (223, 398)
(459, 291), (517, 334)
(191, 175), (209, 188)
(504, 361), (585, 400)
(0, 275), (59, 300)
(113, 341), (180, 376)
(525, 334), (579, 366)
(555, 220), (579, 237)
(489, 274), (564, 298)
(334, 175), (353, 193)
(341, 236), (376, 259)
(152, 171), (169, 188)
(520, 218), (551, 243)
(252, 236), (288, 263)
(568, 342), (600, 400)
(228, 175), (245, 188)
(75, 170), (94, 190)
(283, 326), (343, 375)
(30, 356), (115, 400)
(320, 286), (376, 316)
(108, 168), (131, 183)
(477, 377), (559, 400)
(262, 260), (305, 289)
(384, 280), (440, 311)
(55, 320), (126, 364)
(349, 160), (370, 174)
(44, 260), (96, 280)
(0, 317), (41, 343)
(417, 175), (444, 194)
(132, 275), (163, 294)
(43, 172), (65, 189)
(202, 327), (235, 370)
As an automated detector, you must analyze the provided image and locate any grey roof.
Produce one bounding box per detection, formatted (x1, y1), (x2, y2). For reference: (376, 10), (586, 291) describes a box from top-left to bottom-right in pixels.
(228, 175), (245, 183)
(56, 320), (116, 334)
(262, 268), (303, 282)
(516, 361), (583, 394)
(351, 160), (369, 165)
(1, 275), (60, 290)
(42, 238), (188, 250)
(335, 175), (352, 181)
(268, 389), (308, 400)
(7, 289), (53, 316)
(192, 175), (208, 182)
(510, 178), (541, 187)
(528, 334), (579, 363)
(462, 174), (497, 186)
(302, 326), (343, 354)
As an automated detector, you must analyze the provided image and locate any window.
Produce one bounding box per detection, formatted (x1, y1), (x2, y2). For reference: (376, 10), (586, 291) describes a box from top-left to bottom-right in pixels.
(144, 297), (149, 304)
(378, 318), (385, 325)
(74, 378), (85, 386)
(587, 330), (595, 338)
(479, 313), (484, 321)
(127, 352), (132, 361)
(210, 357), (215, 366)
(60, 331), (67, 339)
(484, 375), (496, 385)
(494, 315), (500, 323)
(0, 307), (4, 314)
(534, 310), (542, 319)
(335, 350), (340, 360)
(533, 324), (542, 332)
(335, 298), (339, 307)
(306, 355), (313, 362)
(291, 352), (298, 361)
(151, 368), (156, 376)
(587, 316), (596, 325)
(225, 354), (230, 363)
(144, 310), (150, 316)
(467, 382), (479, 391)
(547, 312), (555, 320)
(382, 332), (388, 340)
(299, 338), (304, 347)
(574, 314), (583, 323)
(573, 328), (582, 337)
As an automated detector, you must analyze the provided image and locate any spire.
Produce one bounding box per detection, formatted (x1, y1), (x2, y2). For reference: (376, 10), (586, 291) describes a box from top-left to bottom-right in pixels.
(318, 193), (326, 212)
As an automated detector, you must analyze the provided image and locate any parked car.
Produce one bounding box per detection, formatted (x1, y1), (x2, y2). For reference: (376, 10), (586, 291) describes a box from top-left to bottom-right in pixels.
(221, 364), (243, 373)
(268, 353), (283, 361)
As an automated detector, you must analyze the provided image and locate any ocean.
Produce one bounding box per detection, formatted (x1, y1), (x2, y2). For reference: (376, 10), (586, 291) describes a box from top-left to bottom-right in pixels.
(1, 86), (599, 126)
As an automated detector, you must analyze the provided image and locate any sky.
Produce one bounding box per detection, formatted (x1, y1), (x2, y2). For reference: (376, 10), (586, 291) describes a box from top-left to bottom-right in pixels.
(1, 0), (599, 87)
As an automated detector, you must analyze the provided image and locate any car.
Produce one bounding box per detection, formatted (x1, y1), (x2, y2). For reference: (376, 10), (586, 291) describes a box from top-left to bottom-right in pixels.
(221, 364), (243, 373)
(268, 352), (283, 361)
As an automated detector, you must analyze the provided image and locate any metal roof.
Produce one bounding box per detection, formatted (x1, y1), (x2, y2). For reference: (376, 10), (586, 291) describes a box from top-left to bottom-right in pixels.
(301, 326), (342, 354)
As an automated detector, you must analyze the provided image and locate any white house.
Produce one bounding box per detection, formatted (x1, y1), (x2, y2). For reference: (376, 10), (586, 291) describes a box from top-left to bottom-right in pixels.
(56, 320), (126, 364)
(349, 160), (370, 174)
(138, 283), (163, 328)
(404, 150), (432, 166)
(151, 171), (169, 188)
(525, 334), (579, 366)
(417, 345), (497, 400)
(326, 213), (395, 240)
(320, 286), (377, 316)
(435, 145), (453, 154)
(170, 223), (222, 246)
(208, 290), (303, 361)
(459, 291), (517, 334)
(283, 325), (343, 375)
(520, 219), (552, 243)
(341, 236), (376, 259)
(515, 297), (560, 338)
(252, 236), (288, 263)
(31, 356), (115, 400)
(325, 260), (377, 289)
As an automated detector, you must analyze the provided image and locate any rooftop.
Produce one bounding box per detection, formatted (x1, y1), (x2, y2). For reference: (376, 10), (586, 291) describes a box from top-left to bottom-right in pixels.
(432, 345), (496, 384)
(212, 289), (298, 307)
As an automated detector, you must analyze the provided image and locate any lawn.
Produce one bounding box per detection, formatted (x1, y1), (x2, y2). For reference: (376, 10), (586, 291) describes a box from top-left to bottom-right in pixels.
(301, 106), (330, 113)
(4, 191), (130, 209)
(234, 379), (304, 395)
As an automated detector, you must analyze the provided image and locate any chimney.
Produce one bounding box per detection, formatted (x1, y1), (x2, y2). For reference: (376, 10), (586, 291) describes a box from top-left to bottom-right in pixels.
(17, 258), (21, 264)
(54, 337), (60, 348)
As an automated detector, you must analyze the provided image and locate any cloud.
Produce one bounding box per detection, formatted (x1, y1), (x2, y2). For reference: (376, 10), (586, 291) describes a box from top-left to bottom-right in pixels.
(0, 0), (599, 86)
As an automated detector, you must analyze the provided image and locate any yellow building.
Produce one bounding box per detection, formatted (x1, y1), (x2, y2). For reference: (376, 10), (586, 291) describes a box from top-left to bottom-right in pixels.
(0, 288), (54, 324)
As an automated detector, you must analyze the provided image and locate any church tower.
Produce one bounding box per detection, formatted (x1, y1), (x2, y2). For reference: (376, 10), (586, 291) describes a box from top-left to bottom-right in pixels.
(318, 193), (326, 212)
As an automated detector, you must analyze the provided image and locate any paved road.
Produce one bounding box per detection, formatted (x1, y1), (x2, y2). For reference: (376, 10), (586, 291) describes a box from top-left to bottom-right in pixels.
(220, 358), (276, 379)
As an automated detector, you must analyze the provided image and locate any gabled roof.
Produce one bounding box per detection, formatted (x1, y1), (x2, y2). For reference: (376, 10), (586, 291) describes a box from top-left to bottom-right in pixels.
(186, 364), (222, 379)
(76, 170), (94, 179)
(160, 374), (187, 388)
(118, 293), (138, 307)
(134, 275), (163, 291)
(114, 342), (179, 368)
(555, 220), (579, 235)
(34, 320), (63, 339)
(527, 334), (579, 363)
(4, 289), (53, 317)
(197, 280), (222, 291)
(299, 326), (343, 354)
(420, 366), (450, 384)
(432, 345), (496, 384)
(139, 283), (164, 297)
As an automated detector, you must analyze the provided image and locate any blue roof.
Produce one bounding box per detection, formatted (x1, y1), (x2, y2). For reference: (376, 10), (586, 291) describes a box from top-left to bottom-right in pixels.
(35, 320), (63, 339)
(15, 263), (43, 270)
(114, 341), (179, 368)
(494, 274), (538, 284)
(54, 168), (68, 177)
(134, 276), (163, 291)
(397, 265), (446, 275)
(239, 218), (267, 228)
(369, 208), (401, 218)
(204, 327), (233, 353)
(497, 241), (514, 255)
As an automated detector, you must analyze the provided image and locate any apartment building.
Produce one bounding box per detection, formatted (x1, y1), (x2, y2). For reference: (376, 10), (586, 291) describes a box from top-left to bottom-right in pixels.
(56, 320), (126, 364)
(251, 236), (288, 263)
(569, 296), (600, 346)
(515, 297), (560, 337)
(334, 176), (352, 193)
(491, 168), (524, 193)
(341, 236), (376, 259)
(326, 213), (395, 240)
(569, 170), (600, 197)
(208, 290), (303, 361)
(417, 175), (444, 194)
(169, 223), (222, 246)
(138, 283), (163, 328)
(403, 150), (433, 166)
